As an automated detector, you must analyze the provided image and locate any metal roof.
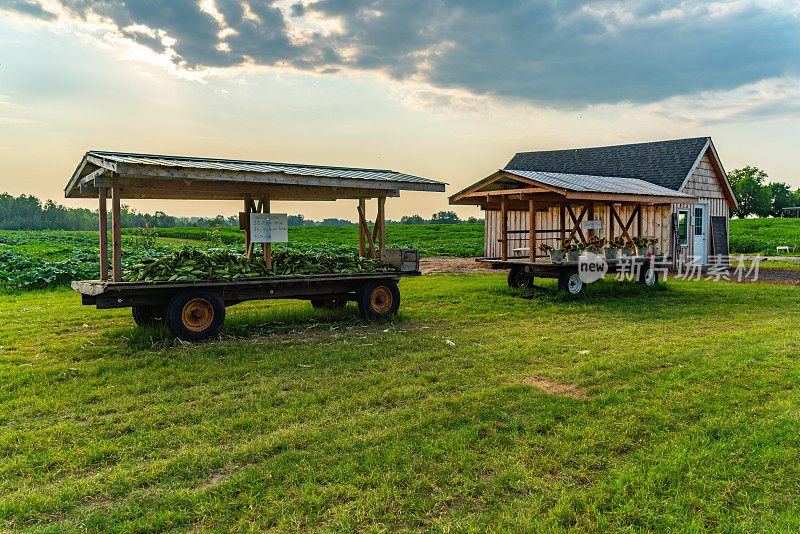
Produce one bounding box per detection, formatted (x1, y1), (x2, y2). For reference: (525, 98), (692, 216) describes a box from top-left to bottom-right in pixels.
(503, 169), (696, 198)
(87, 150), (442, 186)
(65, 150), (446, 199)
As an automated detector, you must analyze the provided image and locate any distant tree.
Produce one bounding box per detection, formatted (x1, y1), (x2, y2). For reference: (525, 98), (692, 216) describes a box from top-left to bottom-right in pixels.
(288, 214), (306, 226)
(466, 216), (481, 224)
(769, 182), (795, 217)
(400, 215), (425, 225)
(429, 211), (461, 224)
(320, 218), (355, 226)
(728, 166), (771, 218)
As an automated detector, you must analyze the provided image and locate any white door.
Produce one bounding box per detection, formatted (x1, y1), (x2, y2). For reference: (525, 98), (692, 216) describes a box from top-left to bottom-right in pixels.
(692, 204), (708, 265)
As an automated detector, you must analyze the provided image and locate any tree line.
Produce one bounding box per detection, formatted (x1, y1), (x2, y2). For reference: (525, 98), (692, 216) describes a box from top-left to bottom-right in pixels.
(0, 194), (483, 231)
(728, 166), (800, 218)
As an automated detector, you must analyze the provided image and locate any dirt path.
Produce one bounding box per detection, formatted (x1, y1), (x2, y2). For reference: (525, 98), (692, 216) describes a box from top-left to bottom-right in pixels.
(421, 256), (800, 286)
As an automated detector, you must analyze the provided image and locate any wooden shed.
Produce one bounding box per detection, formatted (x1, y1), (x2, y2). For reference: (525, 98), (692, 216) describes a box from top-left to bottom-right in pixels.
(451, 137), (737, 265)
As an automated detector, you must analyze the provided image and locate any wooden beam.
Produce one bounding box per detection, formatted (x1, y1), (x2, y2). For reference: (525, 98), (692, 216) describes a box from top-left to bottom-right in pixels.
(262, 195), (271, 269)
(637, 203), (643, 237)
(459, 187), (553, 198)
(377, 197), (386, 259)
(608, 203), (615, 242)
(98, 187), (108, 281)
(501, 196), (508, 261)
(358, 199), (366, 257)
(609, 204), (633, 243)
(588, 202), (596, 239)
(111, 187), (122, 283)
(560, 203), (566, 243)
(243, 195), (252, 258)
(625, 204), (641, 232)
(565, 191), (697, 205)
(357, 203), (376, 258)
(565, 203), (588, 244)
(529, 199), (536, 263)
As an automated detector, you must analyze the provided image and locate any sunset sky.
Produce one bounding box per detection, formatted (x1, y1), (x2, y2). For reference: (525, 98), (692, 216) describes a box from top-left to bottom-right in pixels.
(1, 0), (798, 221)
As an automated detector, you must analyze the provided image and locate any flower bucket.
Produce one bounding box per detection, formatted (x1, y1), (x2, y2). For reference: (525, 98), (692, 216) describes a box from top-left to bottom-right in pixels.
(566, 250), (580, 262)
(620, 247), (635, 257)
(636, 245), (653, 257)
(604, 247), (618, 260)
(584, 250), (602, 261)
(549, 249), (564, 263)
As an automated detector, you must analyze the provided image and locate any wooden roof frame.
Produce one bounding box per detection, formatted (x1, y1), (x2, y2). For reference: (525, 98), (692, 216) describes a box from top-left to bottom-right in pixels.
(449, 171), (698, 208)
(65, 152), (446, 201)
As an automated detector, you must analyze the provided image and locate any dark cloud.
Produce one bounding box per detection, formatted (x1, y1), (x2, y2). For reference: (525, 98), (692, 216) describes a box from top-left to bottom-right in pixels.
(8, 0), (800, 106)
(0, 0), (57, 20)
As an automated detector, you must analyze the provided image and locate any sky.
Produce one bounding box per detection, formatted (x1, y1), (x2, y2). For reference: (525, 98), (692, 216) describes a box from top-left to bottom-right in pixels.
(0, 0), (799, 222)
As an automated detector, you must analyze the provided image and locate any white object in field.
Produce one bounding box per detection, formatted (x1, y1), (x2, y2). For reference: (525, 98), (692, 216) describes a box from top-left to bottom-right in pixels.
(776, 245), (796, 254)
(250, 213), (288, 243)
(583, 219), (602, 230)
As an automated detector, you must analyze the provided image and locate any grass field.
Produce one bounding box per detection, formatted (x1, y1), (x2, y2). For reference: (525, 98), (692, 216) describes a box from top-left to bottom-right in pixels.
(730, 218), (800, 254)
(2, 274), (800, 531)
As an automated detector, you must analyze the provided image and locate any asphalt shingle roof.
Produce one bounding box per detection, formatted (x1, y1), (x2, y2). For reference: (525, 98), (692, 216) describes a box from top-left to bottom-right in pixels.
(505, 137), (710, 191)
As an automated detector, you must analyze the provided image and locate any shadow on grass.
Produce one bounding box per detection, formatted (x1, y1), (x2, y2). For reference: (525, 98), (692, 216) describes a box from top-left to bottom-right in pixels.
(500, 277), (669, 303)
(111, 302), (402, 351)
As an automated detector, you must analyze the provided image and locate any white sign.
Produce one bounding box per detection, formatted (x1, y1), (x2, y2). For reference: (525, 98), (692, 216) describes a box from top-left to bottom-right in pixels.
(583, 219), (602, 230)
(250, 213), (288, 243)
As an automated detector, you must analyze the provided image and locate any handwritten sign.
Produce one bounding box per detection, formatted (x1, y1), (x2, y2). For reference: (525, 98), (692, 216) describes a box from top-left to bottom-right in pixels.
(250, 213), (288, 243)
(583, 219), (602, 231)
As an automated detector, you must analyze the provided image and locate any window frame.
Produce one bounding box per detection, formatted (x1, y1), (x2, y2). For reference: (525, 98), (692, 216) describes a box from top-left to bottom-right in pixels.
(677, 209), (689, 247)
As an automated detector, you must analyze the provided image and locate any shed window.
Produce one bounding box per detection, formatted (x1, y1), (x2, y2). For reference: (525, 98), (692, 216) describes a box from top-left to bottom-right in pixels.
(677, 210), (689, 246)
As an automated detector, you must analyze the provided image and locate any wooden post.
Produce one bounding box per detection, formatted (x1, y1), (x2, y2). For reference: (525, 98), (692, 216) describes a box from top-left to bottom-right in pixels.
(357, 202), (376, 257)
(637, 203), (643, 238)
(262, 195), (271, 269)
(560, 202), (566, 244)
(608, 202), (614, 243)
(243, 195), (252, 259)
(529, 199), (536, 263)
(111, 187), (122, 282)
(588, 202), (595, 239)
(358, 199), (366, 257)
(377, 196), (386, 259)
(98, 187), (108, 281)
(501, 196), (508, 261)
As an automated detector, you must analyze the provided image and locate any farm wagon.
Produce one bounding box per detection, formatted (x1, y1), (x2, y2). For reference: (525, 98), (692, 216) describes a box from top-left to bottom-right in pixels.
(64, 151), (445, 340)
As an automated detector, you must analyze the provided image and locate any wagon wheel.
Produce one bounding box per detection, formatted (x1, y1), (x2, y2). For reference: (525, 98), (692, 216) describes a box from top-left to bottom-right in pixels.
(357, 280), (400, 319)
(507, 266), (533, 289)
(557, 268), (585, 295)
(166, 289), (225, 341)
(311, 297), (348, 310)
(132, 305), (167, 326)
(639, 264), (658, 286)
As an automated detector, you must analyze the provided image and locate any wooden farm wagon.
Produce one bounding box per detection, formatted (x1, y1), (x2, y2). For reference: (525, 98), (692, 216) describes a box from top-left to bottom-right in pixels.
(64, 151), (445, 340)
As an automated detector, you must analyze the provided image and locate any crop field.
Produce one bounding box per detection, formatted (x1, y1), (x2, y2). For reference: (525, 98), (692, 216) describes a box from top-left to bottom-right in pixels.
(729, 218), (800, 254)
(2, 274), (800, 531)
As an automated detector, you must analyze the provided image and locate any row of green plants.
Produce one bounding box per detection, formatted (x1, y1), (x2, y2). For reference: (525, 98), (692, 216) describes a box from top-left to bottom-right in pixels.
(539, 236), (660, 262)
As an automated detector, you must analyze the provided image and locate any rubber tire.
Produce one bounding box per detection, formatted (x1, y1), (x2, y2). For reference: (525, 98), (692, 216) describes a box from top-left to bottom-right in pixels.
(639, 264), (658, 286)
(357, 280), (401, 319)
(507, 266), (533, 289)
(132, 305), (166, 326)
(311, 297), (348, 309)
(166, 290), (225, 341)
(558, 268), (585, 295)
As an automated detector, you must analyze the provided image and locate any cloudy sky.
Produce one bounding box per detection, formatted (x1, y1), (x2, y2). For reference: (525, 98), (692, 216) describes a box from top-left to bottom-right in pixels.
(1, 0), (799, 220)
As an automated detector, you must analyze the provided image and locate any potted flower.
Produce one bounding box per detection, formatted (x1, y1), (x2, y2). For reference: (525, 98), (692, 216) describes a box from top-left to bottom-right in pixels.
(620, 238), (635, 257)
(633, 237), (657, 257)
(560, 236), (582, 262)
(539, 242), (563, 263)
(605, 236), (624, 260)
(584, 236), (606, 260)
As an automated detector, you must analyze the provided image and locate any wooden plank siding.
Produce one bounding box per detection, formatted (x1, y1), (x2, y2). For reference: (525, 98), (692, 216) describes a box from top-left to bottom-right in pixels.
(672, 151), (730, 263)
(483, 151), (730, 261)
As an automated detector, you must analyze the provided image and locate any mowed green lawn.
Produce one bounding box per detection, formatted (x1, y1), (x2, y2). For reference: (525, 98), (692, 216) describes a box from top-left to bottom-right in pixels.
(2, 275), (800, 532)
